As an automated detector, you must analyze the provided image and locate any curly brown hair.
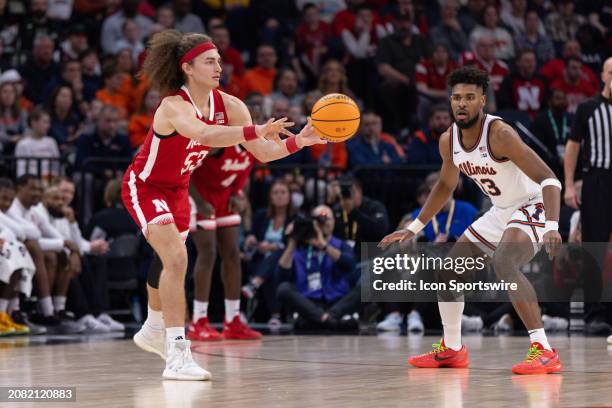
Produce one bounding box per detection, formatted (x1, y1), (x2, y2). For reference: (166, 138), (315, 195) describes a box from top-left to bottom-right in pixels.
(141, 30), (212, 95)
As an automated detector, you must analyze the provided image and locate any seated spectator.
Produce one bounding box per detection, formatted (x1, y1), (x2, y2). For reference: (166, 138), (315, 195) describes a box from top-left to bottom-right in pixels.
(544, 0), (585, 46)
(500, 0), (530, 36)
(59, 24), (89, 61)
(405, 104), (451, 165)
(514, 10), (555, 67)
(173, 0), (205, 34)
(15, 108), (61, 180)
(45, 59), (88, 114)
(242, 44), (278, 97)
(550, 57), (597, 113)
(115, 48), (150, 116)
(347, 111), (402, 168)
(294, 3), (332, 85)
(497, 48), (546, 118)
(540, 40), (598, 85)
(264, 68), (304, 116)
(113, 19), (145, 64)
(101, 0), (152, 55)
(127, 88), (161, 148)
(155, 5), (175, 30)
(48, 85), (82, 153)
(530, 88), (571, 178)
(95, 62), (130, 119)
(18, 34), (60, 106)
(276, 205), (359, 331)
(0, 70), (33, 113)
(458, 0), (487, 36)
(211, 25), (245, 78)
(469, 5), (515, 60)
(429, 0), (469, 61)
(329, 176), (390, 256)
(415, 43), (458, 124)
(0, 81), (28, 153)
(17, 0), (62, 52)
(318, 59), (359, 103)
(575, 24), (605, 74)
(79, 49), (102, 102)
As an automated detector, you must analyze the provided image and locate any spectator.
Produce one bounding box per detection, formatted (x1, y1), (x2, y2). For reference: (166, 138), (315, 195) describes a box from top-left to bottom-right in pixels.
(429, 0), (469, 61)
(155, 5), (175, 30)
(45, 60), (86, 110)
(469, 5), (515, 60)
(245, 92), (266, 125)
(330, 176), (390, 255)
(0, 81), (28, 153)
(114, 19), (145, 63)
(458, 0), (486, 36)
(85, 178), (139, 241)
(47, 0), (74, 21)
(347, 111), (402, 168)
(544, 0), (586, 46)
(173, 0), (205, 34)
(60, 24), (89, 61)
(318, 59), (358, 102)
(127, 88), (161, 149)
(514, 10), (555, 67)
(101, 0), (152, 55)
(530, 88), (570, 178)
(95, 62), (129, 119)
(295, 0), (345, 23)
(48, 85), (82, 153)
(405, 104), (451, 165)
(265, 68), (304, 115)
(242, 44), (278, 97)
(550, 57), (598, 114)
(497, 48), (547, 118)
(294, 3), (332, 83)
(575, 24), (606, 74)
(539, 40), (598, 85)
(332, 0), (370, 37)
(211, 25), (245, 78)
(17, 0), (61, 52)
(18, 34), (60, 106)
(376, 12), (426, 132)
(415, 43), (458, 124)
(15, 108), (61, 180)
(276, 205), (359, 331)
(79, 49), (102, 102)
(500, 0), (529, 36)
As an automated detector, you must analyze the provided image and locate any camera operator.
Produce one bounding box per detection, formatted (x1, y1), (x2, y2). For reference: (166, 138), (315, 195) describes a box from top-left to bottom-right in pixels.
(276, 205), (359, 332)
(329, 176), (389, 256)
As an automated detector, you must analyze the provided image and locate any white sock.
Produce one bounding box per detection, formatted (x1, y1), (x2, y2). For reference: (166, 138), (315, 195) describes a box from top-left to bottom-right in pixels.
(439, 301), (464, 351)
(8, 297), (19, 314)
(193, 300), (208, 322)
(166, 327), (186, 342)
(528, 328), (552, 351)
(145, 305), (164, 331)
(225, 299), (240, 323)
(52, 296), (67, 312)
(39, 296), (54, 316)
(0, 298), (8, 312)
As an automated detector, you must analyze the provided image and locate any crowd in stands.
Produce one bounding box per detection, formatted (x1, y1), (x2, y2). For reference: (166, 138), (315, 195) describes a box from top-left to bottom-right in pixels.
(0, 0), (610, 336)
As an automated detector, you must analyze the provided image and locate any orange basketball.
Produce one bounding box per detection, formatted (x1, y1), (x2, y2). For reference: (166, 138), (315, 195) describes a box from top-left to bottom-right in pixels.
(311, 93), (360, 142)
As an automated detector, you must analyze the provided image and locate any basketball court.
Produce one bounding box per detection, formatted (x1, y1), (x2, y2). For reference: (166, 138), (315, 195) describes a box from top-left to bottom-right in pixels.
(1, 334), (611, 407)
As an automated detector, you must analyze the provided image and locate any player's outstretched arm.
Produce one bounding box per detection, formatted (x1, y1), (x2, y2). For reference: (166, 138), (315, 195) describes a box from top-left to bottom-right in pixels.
(489, 120), (562, 257)
(379, 130), (460, 248)
(225, 95), (327, 162)
(154, 97), (294, 147)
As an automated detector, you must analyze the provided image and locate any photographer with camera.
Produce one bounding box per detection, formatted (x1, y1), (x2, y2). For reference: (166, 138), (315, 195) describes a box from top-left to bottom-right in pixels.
(276, 205), (359, 332)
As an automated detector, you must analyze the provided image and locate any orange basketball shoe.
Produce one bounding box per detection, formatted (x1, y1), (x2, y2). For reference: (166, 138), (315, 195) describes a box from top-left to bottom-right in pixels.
(222, 316), (262, 340)
(187, 317), (222, 341)
(511, 342), (563, 375)
(408, 340), (469, 368)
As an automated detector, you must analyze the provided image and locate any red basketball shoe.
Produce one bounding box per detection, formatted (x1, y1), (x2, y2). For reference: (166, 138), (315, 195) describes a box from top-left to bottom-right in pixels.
(408, 340), (469, 368)
(187, 317), (222, 341)
(222, 316), (262, 340)
(511, 342), (562, 375)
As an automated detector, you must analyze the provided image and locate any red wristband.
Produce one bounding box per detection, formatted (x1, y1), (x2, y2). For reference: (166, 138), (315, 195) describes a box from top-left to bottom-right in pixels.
(286, 135), (301, 154)
(243, 125), (257, 141)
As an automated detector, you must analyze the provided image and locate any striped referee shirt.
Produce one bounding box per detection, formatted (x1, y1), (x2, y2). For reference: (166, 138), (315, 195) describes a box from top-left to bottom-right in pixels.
(570, 94), (612, 170)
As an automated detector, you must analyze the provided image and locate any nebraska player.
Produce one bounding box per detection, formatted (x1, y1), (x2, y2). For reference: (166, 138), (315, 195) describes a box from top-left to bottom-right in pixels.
(123, 30), (325, 381)
(380, 67), (563, 375)
(187, 145), (259, 341)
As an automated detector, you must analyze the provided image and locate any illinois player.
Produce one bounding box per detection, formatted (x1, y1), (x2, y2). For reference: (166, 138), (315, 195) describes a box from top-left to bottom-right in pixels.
(122, 30), (325, 381)
(379, 67), (563, 375)
(187, 146), (259, 341)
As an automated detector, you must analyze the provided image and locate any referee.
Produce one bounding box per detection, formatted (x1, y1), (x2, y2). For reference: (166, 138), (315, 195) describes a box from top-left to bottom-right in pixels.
(564, 56), (612, 334)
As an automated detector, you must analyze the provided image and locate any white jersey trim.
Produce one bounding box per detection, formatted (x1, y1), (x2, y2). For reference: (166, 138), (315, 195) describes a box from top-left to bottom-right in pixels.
(128, 171), (147, 229)
(180, 85), (214, 121)
(139, 136), (160, 182)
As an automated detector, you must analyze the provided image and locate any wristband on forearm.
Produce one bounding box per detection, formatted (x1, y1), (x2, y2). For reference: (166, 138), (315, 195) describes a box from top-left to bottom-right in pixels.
(406, 218), (425, 234)
(286, 135), (301, 154)
(243, 125), (257, 141)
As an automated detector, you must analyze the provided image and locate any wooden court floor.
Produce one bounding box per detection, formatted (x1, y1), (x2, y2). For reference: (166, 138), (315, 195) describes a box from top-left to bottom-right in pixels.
(1, 334), (611, 408)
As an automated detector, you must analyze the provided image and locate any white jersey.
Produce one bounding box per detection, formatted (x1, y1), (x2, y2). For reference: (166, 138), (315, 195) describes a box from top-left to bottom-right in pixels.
(451, 114), (541, 209)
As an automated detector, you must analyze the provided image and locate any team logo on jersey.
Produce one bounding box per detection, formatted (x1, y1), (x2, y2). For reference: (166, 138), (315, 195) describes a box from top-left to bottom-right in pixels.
(215, 112), (226, 124)
(458, 161), (497, 176)
(152, 199), (170, 213)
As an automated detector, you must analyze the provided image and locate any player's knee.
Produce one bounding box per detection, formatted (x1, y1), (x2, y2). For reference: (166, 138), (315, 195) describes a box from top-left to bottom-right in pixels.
(162, 250), (188, 276)
(196, 245), (216, 266)
(219, 243), (240, 262)
(492, 249), (518, 281)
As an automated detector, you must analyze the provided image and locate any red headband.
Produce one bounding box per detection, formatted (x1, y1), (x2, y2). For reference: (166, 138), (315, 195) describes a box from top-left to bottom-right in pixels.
(180, 42), (217, 66)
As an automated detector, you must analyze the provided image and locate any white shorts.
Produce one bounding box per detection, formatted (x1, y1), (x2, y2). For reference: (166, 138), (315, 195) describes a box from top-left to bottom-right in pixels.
(0, 240), (36, 296)
(464, 196), (546, 255)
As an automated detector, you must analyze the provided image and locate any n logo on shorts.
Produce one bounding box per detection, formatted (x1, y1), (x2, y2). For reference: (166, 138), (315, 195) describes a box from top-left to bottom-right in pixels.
(152, 199), (170, 213)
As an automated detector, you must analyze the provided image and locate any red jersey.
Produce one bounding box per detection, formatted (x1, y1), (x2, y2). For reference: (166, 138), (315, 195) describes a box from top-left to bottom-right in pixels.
(550, 77), (598, 114)
(415, 58), (459, 90)
(129, 86), (229, 188)
(192, 145), (254, 195)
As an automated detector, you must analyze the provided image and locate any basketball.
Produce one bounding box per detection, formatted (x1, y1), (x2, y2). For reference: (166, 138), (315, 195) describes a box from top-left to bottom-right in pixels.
(311, 93), (360, 142)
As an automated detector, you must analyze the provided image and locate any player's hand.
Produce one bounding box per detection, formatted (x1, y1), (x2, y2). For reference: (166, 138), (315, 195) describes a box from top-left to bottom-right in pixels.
(90, 239), (109, 255)
(543, 230), (562, 260)
(378, 229), (415, 249)
(199, 200), (215, 218)
(256, 117), (294, 145)
(64, 240), (80, 253)
(563, 185), (581, 209)
(296, 118), (327, 148)
(228, 195), (241, 213)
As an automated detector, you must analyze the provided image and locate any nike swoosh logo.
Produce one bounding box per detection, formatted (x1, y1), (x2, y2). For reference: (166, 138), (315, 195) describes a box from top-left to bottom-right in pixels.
(434, 354), (455, 361)
(539, 356), (554, 365)
(453, 151), (460, 154)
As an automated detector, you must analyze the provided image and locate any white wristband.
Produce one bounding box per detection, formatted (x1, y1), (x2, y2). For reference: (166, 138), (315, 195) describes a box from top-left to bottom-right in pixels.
(406, 218), (425, 234)
(544, 221), (558, 234)
(540, 178), (562, 190)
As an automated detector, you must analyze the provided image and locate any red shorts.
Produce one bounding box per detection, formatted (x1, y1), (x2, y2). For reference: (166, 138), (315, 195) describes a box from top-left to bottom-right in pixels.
(122, 168), (191, 238)
(192, 187), (241, 231)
